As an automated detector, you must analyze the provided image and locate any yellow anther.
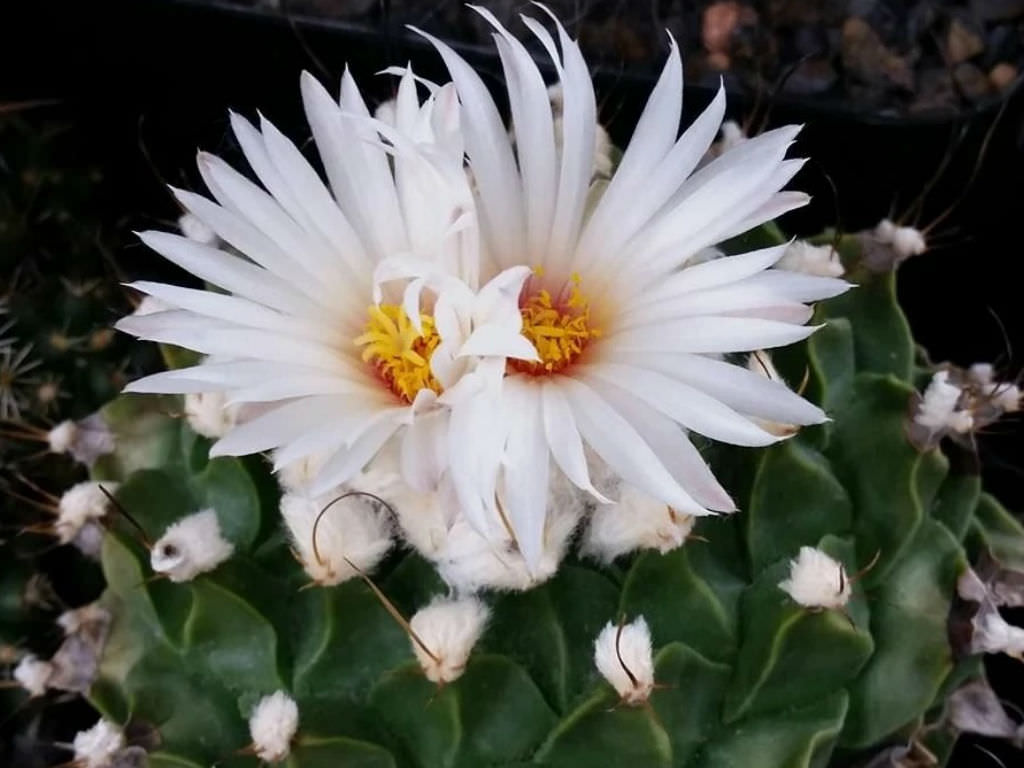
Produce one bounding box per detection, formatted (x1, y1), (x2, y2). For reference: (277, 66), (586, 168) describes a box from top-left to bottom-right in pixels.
(354, 304), (441, 403)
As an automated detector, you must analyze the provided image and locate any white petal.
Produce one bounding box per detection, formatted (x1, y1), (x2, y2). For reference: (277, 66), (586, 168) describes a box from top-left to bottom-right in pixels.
(560, 376), (707, 514)
(540, 380), (610, 502)
(582, 364), (780, 447)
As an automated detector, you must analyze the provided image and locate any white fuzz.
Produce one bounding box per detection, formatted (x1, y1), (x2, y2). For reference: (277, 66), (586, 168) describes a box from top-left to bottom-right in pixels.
(47, 419), (77, 453)
(73, 719), (125, 768)
(915, 371), (973, 434)
(275, 450), (330, 494)
(594, 616), (655, 705)
(388, 486), (451, 559)
(132, 295), (171, 316)
(875, 218), (926, 258)
(408, 596), (489, 684)
(13, 654), (52, 697)
(178, 212), (219, 245)
(776, 240), (845, 277)
(249, 690), (299, 763)
(150, 509), (233, 582)
(779, 546), (850, 609)
(435, 486), (583, 594)
(972, 606), (1024, 658)
(184, 390), (239, 439)
(280, 491), (392, 586)
(73, 522), (105, 559)
(985, 382), (1021, 413)
(47, 413), (115, 467)
(968, 363), (995, 385)
(56, 481), (116, 544)
(57, 603), (111, 637)
(582, 484), (694, 562)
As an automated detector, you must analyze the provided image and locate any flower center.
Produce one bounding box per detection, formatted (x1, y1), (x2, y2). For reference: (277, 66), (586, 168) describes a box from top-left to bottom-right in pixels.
(354, 304), (441, 403)
(511, 274), (600, 375)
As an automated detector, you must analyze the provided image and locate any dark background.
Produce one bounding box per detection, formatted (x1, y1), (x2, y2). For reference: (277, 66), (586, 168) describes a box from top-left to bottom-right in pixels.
(2, 0), (1023, 765)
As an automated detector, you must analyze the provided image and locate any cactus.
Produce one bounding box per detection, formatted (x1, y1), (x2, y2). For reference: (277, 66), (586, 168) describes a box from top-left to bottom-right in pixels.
(55, 220), (1019, 768)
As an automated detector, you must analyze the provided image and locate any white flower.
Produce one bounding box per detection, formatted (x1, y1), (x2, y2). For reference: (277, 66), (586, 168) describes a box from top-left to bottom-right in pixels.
(408, 595), (489, 683)
(874, 218), (926, 258)
(594, 616), (655, 704)
(408, 8), (847, 574)
(56, 482), (116, 544)
(581, 483), (695, 562)
(178, 212), (219, 245)
(280, 490), (393, 586)
(14, 654), (52, 697)
(73, 719), (124, 768)
(47, 413), (115, 466)
(779, 546), (850, 609)
(184, 390), (239, 439)
(915, 370), (973, 435)
(150, 509), (233, 582)
(117, 66), (532, 507)
(249, 690), (299, 762)
(776, 240), (845, 277)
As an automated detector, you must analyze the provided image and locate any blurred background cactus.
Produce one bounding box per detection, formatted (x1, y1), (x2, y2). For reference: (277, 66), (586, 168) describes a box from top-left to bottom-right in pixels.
(3, 2), (1024, 767)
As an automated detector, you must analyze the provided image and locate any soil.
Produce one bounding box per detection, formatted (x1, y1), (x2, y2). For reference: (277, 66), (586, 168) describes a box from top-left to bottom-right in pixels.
(204, 0), (1024, 117)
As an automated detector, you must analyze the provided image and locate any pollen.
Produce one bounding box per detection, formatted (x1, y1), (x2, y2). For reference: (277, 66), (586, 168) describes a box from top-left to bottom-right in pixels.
(511, 274), (600, 375)
(354, 304), (441, 403)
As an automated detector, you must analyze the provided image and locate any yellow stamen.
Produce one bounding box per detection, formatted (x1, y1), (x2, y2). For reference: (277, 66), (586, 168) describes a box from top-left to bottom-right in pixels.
(354, 304), (441, 403)
(512, 273), (600, 375)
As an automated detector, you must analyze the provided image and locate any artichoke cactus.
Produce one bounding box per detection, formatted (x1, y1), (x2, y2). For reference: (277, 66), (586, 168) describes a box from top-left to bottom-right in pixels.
(58, 222), (1021, 768)
(4, 17), (1024, 768)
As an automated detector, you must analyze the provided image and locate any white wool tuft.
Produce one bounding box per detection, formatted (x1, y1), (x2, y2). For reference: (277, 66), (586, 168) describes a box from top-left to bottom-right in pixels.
(408, 596), (490, 684)
(435, 492), (582, 594)
(389, 486), (451, 559)
(73, 719), (125, 768)
(275, 450), (330, 494)
(47, 420), (77, 454)
(776, 240), (845, 277)
(582, 484), (695, 562)
(971, 606), (1024, 658)
(875, 218), (926, 258)
(280, 491), (393, 586)
(132, 295), (171, 316)
(57, 603), (111, 637)
(249, 690), (299, 762)
(178, 212), (219, 245)
(779, 546), (851, 609)
(594, 616), (655, 705)
(985, 382), (1021, 413)
(73, 522), (106, 559)
(968, 363), (995, 385)
(915, 371), (973, 434)
(184, 391), (238, 439)
(47, 413), (115, 467)
(14, 654), (52, 697)
(56, 482), (117, 544)
(151, 509), (233, 582)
